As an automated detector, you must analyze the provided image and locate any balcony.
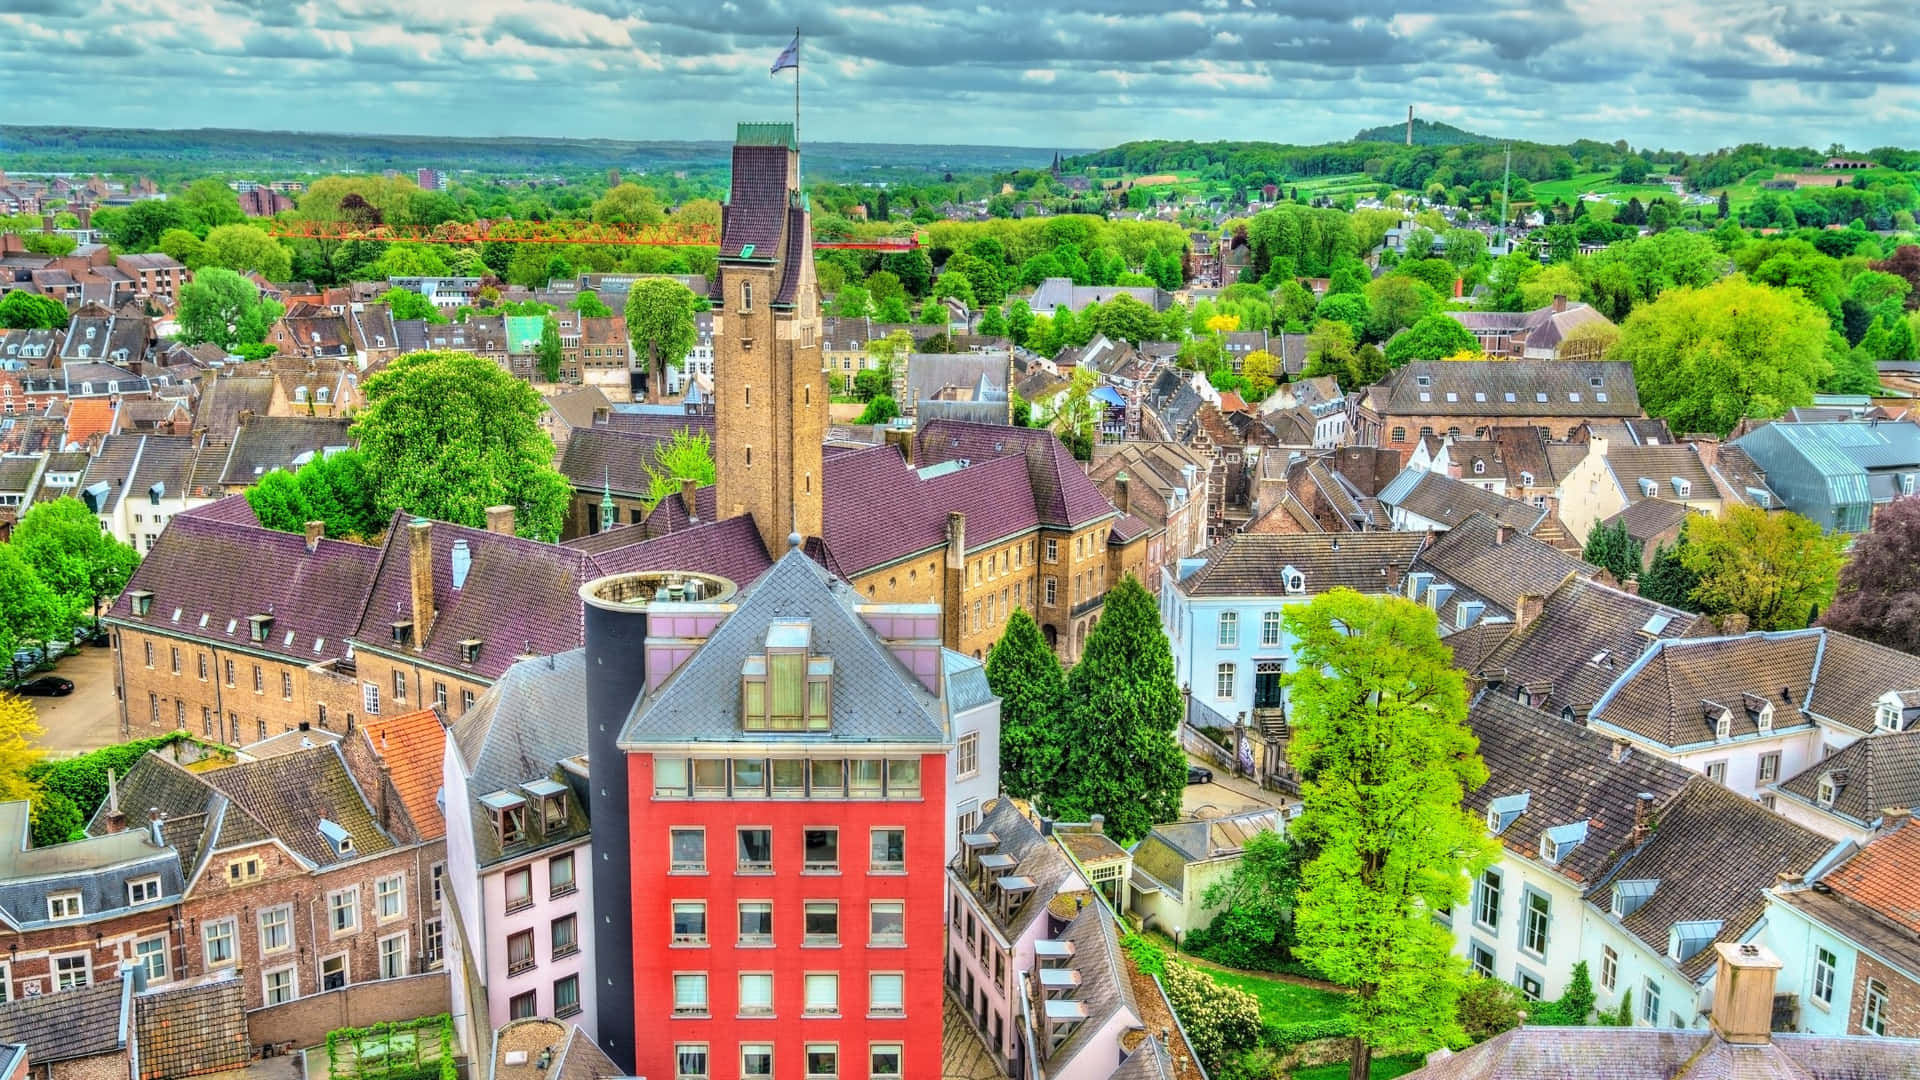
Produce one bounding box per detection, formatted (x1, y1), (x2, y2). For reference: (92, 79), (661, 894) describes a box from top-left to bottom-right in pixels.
(507, 955), (537, 977)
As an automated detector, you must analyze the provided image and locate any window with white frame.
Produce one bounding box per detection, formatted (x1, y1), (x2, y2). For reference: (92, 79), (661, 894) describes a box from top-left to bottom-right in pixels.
(424, 918), (444, 968)
(127, 877), (161, 905)
(1814, 947), (1837, 1006)
(673, 901), (708, 945)
(379, 933), (406, 979)
(1641, 977), (1661, 1025)
(1474, 870), (1502, 929)
(54, 954), (90, 991)
(328, 888), (358, 935)
(1217, 610), (1238, 647)
(1601, 945), (1618, 990)
(48, 892), (82, 920)
(957, 732), (979, 778)
(1215, 662), (1236, 700)
(376, 875), (405, 921)
(870, 901), (905, 946)
(204, 918), (237, 967)
(1865, 979), (1890, 1036)
(739, 971), (774, 1015)
(674, 1044), (709, 1080)
(1818, 775), (1837, 807)
(322, 954), (348, 991)
(739, 901), (773, 945)
(1470, 943), (1494, 978)
(264, 966), (295, 1005)
(134, 937), (168, 981)
(1758, 753), (1780, 785)
(741, 1045), (773, 1078)
(804, 972), (839, 1015)
(870, 1044), (903, 1080)
(362, 681), (379, 715)
(1517, 968), (1543, 1001)
(673, 972), (709, 1016)
(260, 905), (292, 952)
(1261, 610), (1281, 646)
(1705, 760), (1728, 785)
(1521, 891), (1550, 956)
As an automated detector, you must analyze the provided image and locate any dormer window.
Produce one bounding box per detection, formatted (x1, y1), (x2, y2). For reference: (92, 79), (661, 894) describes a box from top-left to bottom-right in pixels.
(1282, 565), (1305, 595)
(131, 591), (153, 617)
(1817, 774), (1837, 807)
(1539, 822), (1588, 864)
(318, 818), (354, 856)
(459, 638), (482, 663)
(1473, 460), (1485, 475)
(741, 619), (832, 731)
(249, 614), (273, 642)
(1716, 713), (1731, 740)
(481, 791), (527, 843)
(1611, 879), (1657, 918)
(1415, 374), (1431, 387)
(523, 778), (568, 832)
(1756, 703), (1773, 733)
(1486, 792), (1529, 835)
(1672, 477), (1691, 498)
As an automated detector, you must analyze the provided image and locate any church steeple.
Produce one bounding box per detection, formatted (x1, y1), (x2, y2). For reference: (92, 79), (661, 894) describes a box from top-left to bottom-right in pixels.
(712, 122), (825, 558)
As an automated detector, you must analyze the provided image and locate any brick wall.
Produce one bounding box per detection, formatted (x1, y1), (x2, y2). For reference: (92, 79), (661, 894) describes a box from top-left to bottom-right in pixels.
(243, 972), (450, 1050)
(47, 1052), (129, 1080)
(111, 627), (364, 745)
(1848, 953), (1920, 1037)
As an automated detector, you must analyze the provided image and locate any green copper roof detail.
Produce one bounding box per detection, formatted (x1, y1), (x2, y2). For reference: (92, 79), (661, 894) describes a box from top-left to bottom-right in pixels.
(736, 122), (797, 150)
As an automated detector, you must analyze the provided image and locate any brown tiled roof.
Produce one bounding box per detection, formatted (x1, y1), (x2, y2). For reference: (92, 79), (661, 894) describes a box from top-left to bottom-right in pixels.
(1592, 630), (1821, 747)
(108, 513), (380, 663)
(1177, 532), (1426, 597)
(1474, 576), (1706, 717)
(1602, 498), (1695, 546)
(1378, 468), (1547, 532)
(1466, 693), (1692, 887)
(0, 975), (127, 1062)
(1373, 360), (1640, 418)
(544, 386), (612, 430)
(718, 141), (793, 261)
(132, 973), (250, 1080)
(558, 425), (666, 498)
(1776, 731), (1920, 830)
(200, 744), (395, 868)
(1804, 632), (1920, 736)
(1596, 777), (1832, 978)
(1605, 445), (1716, 504)
(364, 708), (449, 841)
(191, 376), (274, 441)
(1406, 1026), (1920, 1080)
(1413, 512), (1595, 618)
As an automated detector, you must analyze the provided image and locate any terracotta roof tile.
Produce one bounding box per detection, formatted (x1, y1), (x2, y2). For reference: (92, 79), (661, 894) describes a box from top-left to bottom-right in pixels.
(1824, 819), (1920, 934)
(364, 708), (450, 841)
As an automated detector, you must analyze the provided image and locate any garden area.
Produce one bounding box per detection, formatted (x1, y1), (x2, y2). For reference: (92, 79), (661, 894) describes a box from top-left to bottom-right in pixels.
(314, 1015), (455, 1080)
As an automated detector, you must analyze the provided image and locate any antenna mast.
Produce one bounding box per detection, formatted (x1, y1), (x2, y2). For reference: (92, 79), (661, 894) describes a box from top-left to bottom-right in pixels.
(1497, 144), (1513, 252)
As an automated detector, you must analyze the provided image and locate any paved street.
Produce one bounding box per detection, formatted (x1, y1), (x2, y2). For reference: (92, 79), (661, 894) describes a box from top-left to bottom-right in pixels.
(21, 643), (123, 757)
(1180, 752), (1292, 818)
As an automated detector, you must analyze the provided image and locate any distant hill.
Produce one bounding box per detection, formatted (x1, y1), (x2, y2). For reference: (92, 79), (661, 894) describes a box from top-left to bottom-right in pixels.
(1350, 119), (1497, 147)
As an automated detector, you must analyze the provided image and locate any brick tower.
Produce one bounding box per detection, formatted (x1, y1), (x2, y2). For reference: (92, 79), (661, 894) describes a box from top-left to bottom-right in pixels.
(711, 122), (826, 555)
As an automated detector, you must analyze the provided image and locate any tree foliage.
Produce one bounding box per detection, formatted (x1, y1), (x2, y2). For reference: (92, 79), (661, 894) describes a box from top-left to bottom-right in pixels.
(1383, 313), (1479, 366)
(379, 287), (448, 324)
(536, 316), (564, 382)
(1187, 829), (1304, 971)
(0, 545), (61, 670)
(855, 395), (899, 425)
(1823, 497), (1920, 653)
(0, 290), (71, 331)
(1283, 589), (1493, 1079)
(1616, 277), (1832, 436)
(1162, 963), (1263, 1071)
(177, 267), (282, 349)
(11, 498), (139, 629)
(1581, 519), (1643, 583)
(1047, 576), (1184, 844)
(641, 429), (717, 512)
(1679, 507), (1846, 631)
(352, 351), (571, 541)
(624, 278), (698, 398)
(243, 449), (382, 541)
(984, 609), (1066, 801)
(200, 223), (292, 281)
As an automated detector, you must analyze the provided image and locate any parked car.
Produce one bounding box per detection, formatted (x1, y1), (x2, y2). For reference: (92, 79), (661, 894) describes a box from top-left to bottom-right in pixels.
(76, 626), (110, 647)
(12, 676), (74, 697)
(1186, 764), (1214, 785)
(9, 647), (46, 673)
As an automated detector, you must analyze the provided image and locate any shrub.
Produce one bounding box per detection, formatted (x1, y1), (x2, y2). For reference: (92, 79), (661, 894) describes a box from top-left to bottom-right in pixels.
(28, 788), (83, 847)
(1163, 961), (1263, 1069)
(1260, 1015), (1354, 1050)
(1185, 906), (1300, 973)
(1455, 977), (1522, 1043)
(1211, 1046), (1288, 1080)
(1123, 933), (1167, 979)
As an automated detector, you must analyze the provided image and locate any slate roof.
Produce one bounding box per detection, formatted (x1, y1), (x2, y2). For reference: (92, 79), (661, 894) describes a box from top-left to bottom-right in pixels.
(1108, 1041), (1176, 1080)
(619, 550), (949, 747)
(0, 800), (186, 932)
(1176, 532), (1427, 597)
(0, 975), (128, 1063)
(1405, 1026), (1920, 1080)
(218, 416), (353, 486)
(906, 353), (1008, 410)
(452, 650), (593, 868)
(1466, 694), (1693, 887)
(1605, 445), (1717, 504)
(601, 409), (717, 439)
(193, 745), (395, 868)
(1377, 467), (1548, 531)
(962, 798), (1078, 941)
(544, 386), (613, 431)
(584, 513), (774, 589)
(109, 513), (379, 664)
(558, 425), (667, 497)
(191, 376), (274, 442)
(1472, 576), (1705, 718)
(1594, 777), (1833, 979)
(915, 418), (1118, 530)
(1776, 731), (1920, 830)
(1589, 630), (1823, 749)
(1047, 903), (1141, 1073)
(816, 444), (1038, 577)
(718, 138), (793, 261)
(395, 315), (507, 354)
(1804, 632), (1920, 737)
(1412, 513), (1596, 620)
(364, 708), (449, 841)
(1371, 361), (1640, 418)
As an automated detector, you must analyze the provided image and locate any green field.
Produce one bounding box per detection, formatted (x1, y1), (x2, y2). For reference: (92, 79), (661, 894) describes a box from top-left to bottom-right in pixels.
(1291, 1054), (1424, 1080)
(1528, 170), (1678, 205)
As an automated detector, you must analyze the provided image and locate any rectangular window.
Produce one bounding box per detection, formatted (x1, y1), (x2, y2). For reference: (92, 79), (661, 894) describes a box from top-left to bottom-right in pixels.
(870, 828), (905, 873)
(1865, 979), (1890, 1036)
(674, 1044), (709, 1080)
(733, 758), (767, 796)
(1471, 943), (1494, 979)
(957, 732), (979, 778)
(363, 681), (379, 714)
(804, 973), (839, 1015)
(805, 828), (839, 872)
(739, 972), (774, 1015)
(264, 966), (295, 1005)
(135, 937), (168, 982)
(198, 654), (207, 680)
(128, 877), (161, 904)
(771, 759), (807, 798)
(673, 901), (708, 945)
(1215, 662), (1235, 700)
(424, 918), (444, 968)
(655, 758), (688, 797)
(328, 888), (357, 934)
(742, 1045), (773, 1078)
(870, 1044), (903, 1080)
(550, 852), (575, 897)
(260, 905), (291, 952)
(1044, 577), (1057, 605)
(379, 934), (406, 979)
(376, 875), (404, 920)
(849, 759), (883, 798)
(739, 901), (773, 946)
(223, 658), (234, 686)
(1642, 978), (1662, 1025)
(804, 901), (839, 946)
(171, 646), (180, 674)
(552, 914), (578, 958)
(554, 974), (580, 1018)
(462, 689), (475, 712)
(509, 991), (537, 1020)
(144, 641), (154, 668)
(1601, 946), (1618, 991)
(1521, 891), (1549, 956)
(321, 954), (349, 991)
(393, 670), (407, 703)
(1706, 760), (1728, 785)
(54, 954), (90, 991)
(738, 828), (773, 872)
(204, 918), (237, 967)
(1758, 753), (1781, 784)
(1474, 870), (1502, 929)
(673, 973), (709, 1016)
(1046, 538), (1058, 562)
(870, 901), (906, 946)
(253, 665), (263, 693)
(869, 972), (905, 1016)
(886, 758), (920, 797)
(1814, 947), (1837, 1006)
(1261, 610), (1282, 646)
(671, 828), (706, 872)
(1217, 611), (1238, 647)
(48, 893), (82, 920)
(434, 681), (448, 709)
(693, 759), (727, 797)
(507, 930), (536, 976)
(806, 1044), (838, 1079)
(505, 866), (533, 911)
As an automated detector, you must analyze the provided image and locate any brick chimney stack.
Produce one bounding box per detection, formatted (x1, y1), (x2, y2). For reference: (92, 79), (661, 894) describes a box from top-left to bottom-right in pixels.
(1115, 471), (1131, 517)
(1514, 593), (1545, 633)
(680, 478), (699, 521)
(1709, 942), (1783, 1046)
(1552, 294), (1568, 314)
(305, 521), (325, 553)
(407, 519), (435, 651)
(104, 768), (126, 834)
(942, 512), (966, 652)
(1630, 791), (1654, 846)
(484, 505), (515, 536)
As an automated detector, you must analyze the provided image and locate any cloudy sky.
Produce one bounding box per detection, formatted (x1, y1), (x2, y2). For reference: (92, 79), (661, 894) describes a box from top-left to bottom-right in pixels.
(2, 0), (1914, 152)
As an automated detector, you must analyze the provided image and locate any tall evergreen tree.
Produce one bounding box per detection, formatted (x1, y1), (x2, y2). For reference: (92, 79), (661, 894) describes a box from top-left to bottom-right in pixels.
(537, 315), (564, 383)
(1581, 519), (1643, 583)
(1047, 576), (1184, 843)
(984, 609), (1066, 800)
(1284, 589), (1494, 1080)
(1639, 540), (1700, 611)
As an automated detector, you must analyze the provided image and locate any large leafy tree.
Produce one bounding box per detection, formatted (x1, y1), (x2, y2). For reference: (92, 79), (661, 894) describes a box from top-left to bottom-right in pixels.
(11, 498), (139, 631)
(1616, 277), (1831, 436)
(1283, 589), (1493, 1080)
(352, 351), (571, 541)
(590, 183), (665, 225)
(199, 224), (293, 281)
(624, 278), (698, 399)
(179, 178), (245, 231)
(1363, 275), (1440, 343)
(1824, 498), (1920, 653)
(177, 267), (282, 349)
(641, 429), (716, 512)
(379, 287), (448, 324)
(1383, 313), (1479, 366)
(1638, 540), (1700, 611)
(245, 449), (382, 541)
(984, 609), (1066, 800)
(1680, 506), (1846, 631)
(0, 545), (60, 673)
(1047, 576), (1184, 844)
(0, 291), (70, 331)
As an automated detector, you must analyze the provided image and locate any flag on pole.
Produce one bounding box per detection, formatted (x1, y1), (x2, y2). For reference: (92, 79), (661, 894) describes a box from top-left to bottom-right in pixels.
(770, 35), (799, 74)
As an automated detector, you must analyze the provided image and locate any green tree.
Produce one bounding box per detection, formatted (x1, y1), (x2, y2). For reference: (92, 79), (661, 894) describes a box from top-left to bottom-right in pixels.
(176, 267), (282, 349)
(590, 183), (665, 225)
(1089, 294), (1159, 346)
(1049, 367), (1100, 461)
(571, 291), (614, 319)
(104, 200), (190, 252)
(830, 285), (872, 318)
(536, 316), (564, 382)
(1162, 963), (1262, 1071)
(157, 227), (205, 268)
(882, 249), (934, 296)
(931, 270), (975, 309)
(1679, 506), (1846, 631)
(976, 305), (1008, 338)
(352, 351), (571, 541)
(1188, 830), (1303, 971)
(1615, 277), (1832, 436)
(378, 287), (447, 324)
(624, 278), (698, 398)
(1046, 576), (1184, 844)
(984, 609), (1066, 801)
(200, 223), (293, 281)
(853, 393), (898, 425)
(11, 498), (139, 632)
(1639, 540), (1700, 611)
(1283, 589), (1493, 1080)
(873, 295), (912, 323)
(293, 449), (381, 540)
(244, 469), (311, 533)
(641, 429), (717, 511)
(1363, 275), (1439, 342)
(0, 291), (70, 331)
(0, 545), (60, 673)
(179, 178), (245, 231)
(1383, 313), (1479, 366)
(1582, 518), (1644, 582)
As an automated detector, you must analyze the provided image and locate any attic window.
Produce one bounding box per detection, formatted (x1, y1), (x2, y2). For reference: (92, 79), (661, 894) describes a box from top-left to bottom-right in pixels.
(131, 591), (153, 616)
(1520, 470), (1534, 486)
(459, 638), (482, 663)
(1475, 392), (1486, 403)
(741, 620), (833, 731)
(1282, 565), (1305, 595)
(1817, 774), (1837, 807)
(1611, 879), (1657, 918)
(1668, 920), (1723, 964)
(1504, 393), (1516, 403)
(1445, 392), (1458, 403)
(1539, 822), (1588, 864)
(1878, 698), (1901, 732)
(1589, 376), (1604, 389)
(1486, 792), (1529, 835)
(1714, 711), (1731, 740)
(481, 791), (527, 843)
(1415, 375), (1431, 387)
(1756, 703), (1774, 732)
(318, 818), (354, 856)
(1535, 392), (1548, 403)
(523, 778), (569, 833)
(1596, 392), (1609, 403)
(1473, 460), (1485, 475)
(249, 614), (274, 643)
(1672, 477), (1691, 498)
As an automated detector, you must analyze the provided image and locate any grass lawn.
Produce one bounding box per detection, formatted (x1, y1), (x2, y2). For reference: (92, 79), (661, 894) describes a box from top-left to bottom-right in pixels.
(1201, 965), (1350, 1024)
(1291, 1053), (1426, 1080)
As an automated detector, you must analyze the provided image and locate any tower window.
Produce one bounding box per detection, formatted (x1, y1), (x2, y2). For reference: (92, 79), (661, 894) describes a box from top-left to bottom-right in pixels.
(741, 282), (753, 312)
(745, 446), (752, 468)
(803, 386), (811, 406)
(745, 386), (751, 407)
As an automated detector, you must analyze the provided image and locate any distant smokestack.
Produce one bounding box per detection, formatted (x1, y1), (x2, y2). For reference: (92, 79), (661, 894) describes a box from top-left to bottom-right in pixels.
(1407, 105), (1414, 147)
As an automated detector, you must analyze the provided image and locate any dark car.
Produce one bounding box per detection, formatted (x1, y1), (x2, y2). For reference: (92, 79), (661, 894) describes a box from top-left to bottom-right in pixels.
(1186, 764), (1214, 785)
(76, 626), (111, 648)
(12, 676), (74, 697)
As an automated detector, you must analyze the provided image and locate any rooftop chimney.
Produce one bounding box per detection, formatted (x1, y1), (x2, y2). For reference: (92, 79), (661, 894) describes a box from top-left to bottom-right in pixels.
(1880, 807), (1911, 833)
(1552, 294), (1568, 314)
(1630, 791), (1655, 846)
(304, 520), (325, 553)
(146, 808), (165, 848)
(1709, 942), (1783, 1046)
(943, 512), (966, 652)
(1514, 593), (1545, 634)
(407, 518), (434, 651)
(484, 505), (515, 536)
(1495, 524), (1513, 546)
(1114, 472), (1131, 517)
(680, 478), (699, 521)
(1089, 813), (1105, 835)
(105, 768), (126, 834)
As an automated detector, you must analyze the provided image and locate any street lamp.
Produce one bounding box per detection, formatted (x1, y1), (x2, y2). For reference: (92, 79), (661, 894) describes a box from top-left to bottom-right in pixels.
(1173, 925), (1183, 956)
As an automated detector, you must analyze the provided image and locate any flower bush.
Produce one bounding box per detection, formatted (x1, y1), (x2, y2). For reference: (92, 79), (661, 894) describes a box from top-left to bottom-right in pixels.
(1163, 961), (1263, 1069)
